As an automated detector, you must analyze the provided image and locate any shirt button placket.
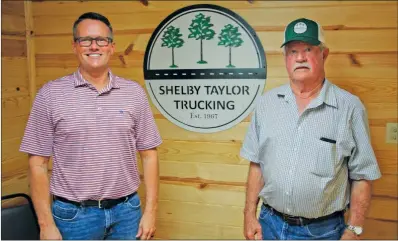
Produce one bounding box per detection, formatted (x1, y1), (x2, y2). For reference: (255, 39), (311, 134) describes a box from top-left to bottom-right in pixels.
(286, 123), (302, 215)
(96, 95), (102, 117)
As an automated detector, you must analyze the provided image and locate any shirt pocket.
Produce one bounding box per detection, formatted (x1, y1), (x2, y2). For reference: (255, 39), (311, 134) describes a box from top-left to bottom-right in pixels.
(104, 109), (133, 134)
(304, 136), (338, 178)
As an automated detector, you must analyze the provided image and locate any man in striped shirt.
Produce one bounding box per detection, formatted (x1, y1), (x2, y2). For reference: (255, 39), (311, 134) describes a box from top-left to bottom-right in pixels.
(20, 12), (162, 240)
(241, 18), (381, 240)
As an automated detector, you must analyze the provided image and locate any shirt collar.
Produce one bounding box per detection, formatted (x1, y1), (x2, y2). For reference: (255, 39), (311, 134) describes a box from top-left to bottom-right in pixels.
(276, 78), (338, 109)
(74, 68), (120, 89)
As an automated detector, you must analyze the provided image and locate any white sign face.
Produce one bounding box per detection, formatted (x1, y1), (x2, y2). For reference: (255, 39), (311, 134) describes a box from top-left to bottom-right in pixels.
(144, 4), (266, 133)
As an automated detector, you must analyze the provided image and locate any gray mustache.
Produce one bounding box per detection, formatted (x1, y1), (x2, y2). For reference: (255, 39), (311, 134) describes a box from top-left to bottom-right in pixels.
(294, 63), (311, 70)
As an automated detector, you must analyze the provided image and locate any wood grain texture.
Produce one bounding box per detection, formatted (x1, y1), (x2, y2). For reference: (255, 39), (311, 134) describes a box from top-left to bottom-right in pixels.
(154, 218), (397, 240)
(159, 161), (248, 183)
(155, 197), (397, 226)
(368, 197), (398, 221)
(370, 127), (398, 151)
(34, 72), (397, 105)
(158, 140), (245, 165)
(1, 115), (29, 141)
(373, 174), (398, 198)
(1, 1), (25, 16)
(2, 57), (35, 98)
(154, 119), (396, 146)
(25, 0), (37, 104)
(1, 14), (26, 36)
(31, 1), (395, 17)
(34, 29), (397, 55)
(366, 103), (398, 126)
(2, 138), (25, 163)
(1, 38), (27, 57)
(157, 200), (244, 226)
(2, 95), (31, 119)
(1, 0), (30, 202)
(155, 119), (249, 142)
(1, 174), (29, 196)
(35, 34), (140, 54)
(155, 219), (243, 240)
(2, 1), (396, 240)
(32, 3), (397, 36)
(361, 219), (398, 240)
(375, 150), (398, 175)
(2, 156), (29, 181)
(156, 140), (396, 176)
(157, 182), (246, 207)
(34, 52), (398, 79)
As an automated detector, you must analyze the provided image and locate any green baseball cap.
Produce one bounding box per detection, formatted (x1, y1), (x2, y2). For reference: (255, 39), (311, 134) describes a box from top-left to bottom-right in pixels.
(281, 18), (325, 47)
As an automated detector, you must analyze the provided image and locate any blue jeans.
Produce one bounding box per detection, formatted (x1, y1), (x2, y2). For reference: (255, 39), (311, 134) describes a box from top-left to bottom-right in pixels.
(52, 193), (142, 240)
(259, 205), (346, 240)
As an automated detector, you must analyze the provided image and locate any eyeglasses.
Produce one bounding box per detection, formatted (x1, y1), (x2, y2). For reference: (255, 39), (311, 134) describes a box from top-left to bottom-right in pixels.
(74, 36), (113, 47)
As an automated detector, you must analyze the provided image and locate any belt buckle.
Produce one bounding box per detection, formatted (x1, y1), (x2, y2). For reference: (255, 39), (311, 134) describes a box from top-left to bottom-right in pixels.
(292, 217), (306, 226)
(284, 214), (301, 225)
(297, 217), (304, 226)
(282, 214), (291, 223)
(98, 199), (103, 208)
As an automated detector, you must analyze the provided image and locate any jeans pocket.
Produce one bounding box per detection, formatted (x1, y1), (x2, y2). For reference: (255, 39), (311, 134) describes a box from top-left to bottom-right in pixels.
(52, 200), (81, 221)
(126, 194), (141, 210)
(305, 216), (344, 238)
(259, 206), (271, 220)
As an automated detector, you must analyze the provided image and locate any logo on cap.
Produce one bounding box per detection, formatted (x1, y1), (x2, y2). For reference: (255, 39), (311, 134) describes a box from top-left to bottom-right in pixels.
(294, 22), (307, 34)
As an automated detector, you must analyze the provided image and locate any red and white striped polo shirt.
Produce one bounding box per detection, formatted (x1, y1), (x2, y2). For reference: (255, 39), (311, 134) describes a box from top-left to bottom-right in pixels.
(20, 69), (162, 201)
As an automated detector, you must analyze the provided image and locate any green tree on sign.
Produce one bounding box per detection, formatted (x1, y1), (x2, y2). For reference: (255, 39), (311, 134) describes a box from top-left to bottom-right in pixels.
(188, 13), (215, 64)
(161, 25), (185, 68)
(218, 24), (244, 68)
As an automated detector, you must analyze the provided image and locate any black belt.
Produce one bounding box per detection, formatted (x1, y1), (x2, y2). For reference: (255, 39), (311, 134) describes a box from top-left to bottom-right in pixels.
(53, 192), (136, 209)
(263, 203), (344, 226)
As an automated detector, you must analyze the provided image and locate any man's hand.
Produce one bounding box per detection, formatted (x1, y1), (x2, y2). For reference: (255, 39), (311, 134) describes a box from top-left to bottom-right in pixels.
(243, 162), (264, 240)
(136, 211), (156, 240)
(341, 229), (359, 240)
(244, 213), (262, 240)
(40, 224), (62, 240)
(29, 155), (60, 240)
(138, 148), (158, 240)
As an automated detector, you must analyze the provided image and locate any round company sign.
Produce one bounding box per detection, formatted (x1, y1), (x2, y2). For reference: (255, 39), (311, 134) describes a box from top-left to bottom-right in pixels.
(144, 4), (266, 133)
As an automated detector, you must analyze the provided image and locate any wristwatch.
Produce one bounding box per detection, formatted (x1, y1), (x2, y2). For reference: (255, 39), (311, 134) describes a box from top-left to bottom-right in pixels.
(346, 225), (363, 236)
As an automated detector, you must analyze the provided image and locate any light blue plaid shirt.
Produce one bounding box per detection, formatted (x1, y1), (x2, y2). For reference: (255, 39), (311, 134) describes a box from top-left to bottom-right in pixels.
(241, 79), (381, 218)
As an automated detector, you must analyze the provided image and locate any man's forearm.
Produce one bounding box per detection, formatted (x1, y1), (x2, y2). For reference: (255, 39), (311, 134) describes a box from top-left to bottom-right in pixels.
(348, 180), (372, 226)
(29, 157), (55, 229)
(244, 162), (264, 216)
(141, 149), (159, 213)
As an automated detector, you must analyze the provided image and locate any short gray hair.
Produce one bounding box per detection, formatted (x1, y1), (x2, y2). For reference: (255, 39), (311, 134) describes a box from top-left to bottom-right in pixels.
(282, 42), (328, 55)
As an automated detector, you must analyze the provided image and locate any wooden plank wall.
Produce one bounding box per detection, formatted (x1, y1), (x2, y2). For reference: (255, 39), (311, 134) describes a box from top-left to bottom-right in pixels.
(1, 1), (31, 200)
(2, 1), (396, 239)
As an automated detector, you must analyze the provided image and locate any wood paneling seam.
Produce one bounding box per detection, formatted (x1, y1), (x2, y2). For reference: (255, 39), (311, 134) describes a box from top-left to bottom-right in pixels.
(24, 1), (37, 106)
